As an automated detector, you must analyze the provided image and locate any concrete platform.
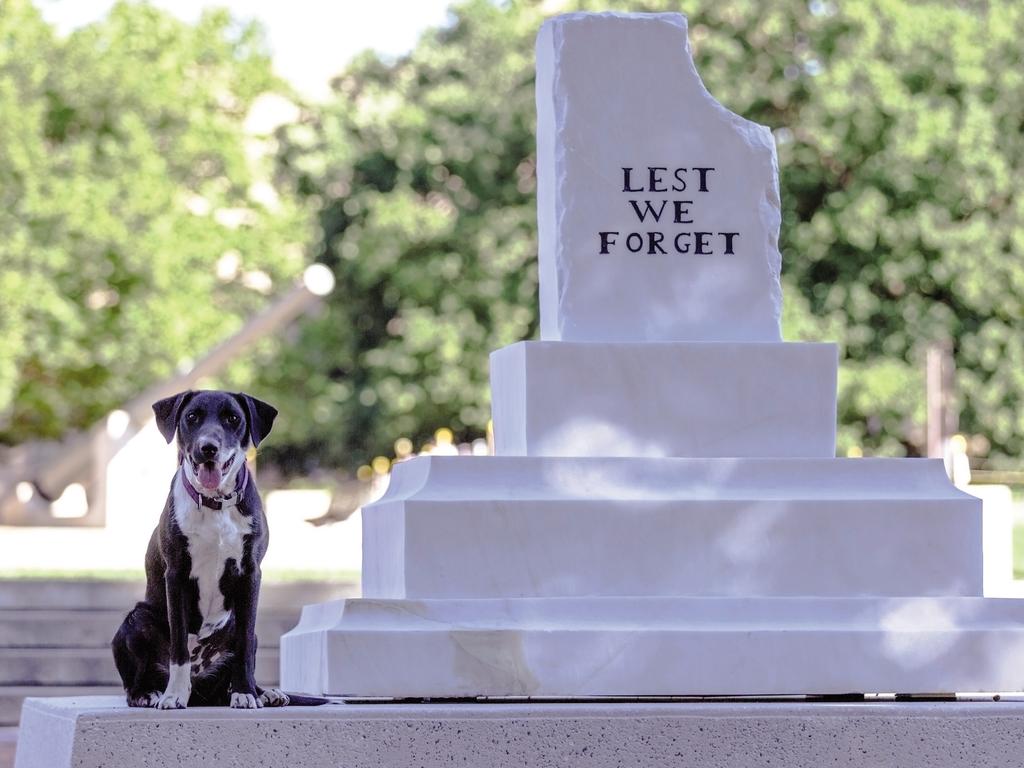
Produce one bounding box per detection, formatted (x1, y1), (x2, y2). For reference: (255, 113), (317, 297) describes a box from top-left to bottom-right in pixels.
(14, 696), (1024, 767)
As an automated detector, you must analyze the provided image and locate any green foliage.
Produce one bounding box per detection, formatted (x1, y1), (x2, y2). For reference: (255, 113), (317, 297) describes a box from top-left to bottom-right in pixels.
(776, 0), (1024, 462)
(268, 0), (1024, 470)
(264, 0), (544, 471)
(3, 0), (1022, 472)
(0, 0), (312, 442)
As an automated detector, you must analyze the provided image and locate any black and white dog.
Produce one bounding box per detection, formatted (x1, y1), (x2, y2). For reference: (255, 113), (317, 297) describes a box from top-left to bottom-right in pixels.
(112, 389), (321, 709)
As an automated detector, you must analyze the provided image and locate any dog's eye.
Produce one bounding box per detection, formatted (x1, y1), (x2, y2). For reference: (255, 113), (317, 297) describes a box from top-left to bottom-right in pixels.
(225, 413), (240, 426)
(185, 412), (199, 424)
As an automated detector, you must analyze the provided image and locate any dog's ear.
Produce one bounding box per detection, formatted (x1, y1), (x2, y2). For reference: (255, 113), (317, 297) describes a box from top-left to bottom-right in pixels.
(233, 393), (278, 448)
(152, 391), (195, 444)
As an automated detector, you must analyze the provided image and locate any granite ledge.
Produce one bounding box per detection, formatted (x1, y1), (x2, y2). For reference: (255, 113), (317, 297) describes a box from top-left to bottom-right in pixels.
(17, 696), (1024, 768)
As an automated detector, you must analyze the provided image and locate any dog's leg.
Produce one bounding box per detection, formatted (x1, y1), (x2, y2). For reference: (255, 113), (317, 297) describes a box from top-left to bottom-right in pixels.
(158, 573), (191, 709)
(113, 602), (169, 707)
(229, 569), (262, 709)
(113, 610), (144, 706)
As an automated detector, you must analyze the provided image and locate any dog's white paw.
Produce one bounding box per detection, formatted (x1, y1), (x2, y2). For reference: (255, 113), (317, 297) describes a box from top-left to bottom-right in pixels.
(128, 691), (161, 708)
(230, 692), (262, 709)
(158, 664), (191, 709)
(259, 688), (290, 707)
(157, 693), (188, 709)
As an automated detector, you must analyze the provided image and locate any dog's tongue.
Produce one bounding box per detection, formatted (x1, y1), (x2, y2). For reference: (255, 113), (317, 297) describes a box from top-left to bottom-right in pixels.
(198, 462), (222, 491)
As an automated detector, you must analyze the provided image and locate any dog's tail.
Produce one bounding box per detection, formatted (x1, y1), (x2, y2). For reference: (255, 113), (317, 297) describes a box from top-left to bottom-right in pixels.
(285, 693), (330, 707)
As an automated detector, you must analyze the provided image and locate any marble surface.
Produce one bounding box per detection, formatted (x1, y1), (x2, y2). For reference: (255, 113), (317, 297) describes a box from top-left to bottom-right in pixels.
(280, 595), (1024, 698)
(17, 696), (1024, 768)
(536, 13), (782, 342)
(359, 456), (982, 599)
(490, 341), (838, 458)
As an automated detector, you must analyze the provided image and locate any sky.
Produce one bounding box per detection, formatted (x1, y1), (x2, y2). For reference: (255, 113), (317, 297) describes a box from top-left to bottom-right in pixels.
(38, 0), (455, 100)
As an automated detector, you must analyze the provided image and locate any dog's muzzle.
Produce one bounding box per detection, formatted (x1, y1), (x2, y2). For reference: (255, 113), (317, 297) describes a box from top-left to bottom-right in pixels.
(188, 453), (235, 491)
(180, 455), (249, 511)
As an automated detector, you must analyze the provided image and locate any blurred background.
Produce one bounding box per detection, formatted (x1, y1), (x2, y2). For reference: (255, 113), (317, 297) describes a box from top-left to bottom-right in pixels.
(0, 0), (1022, 558)
(0, 0), (1022, 732)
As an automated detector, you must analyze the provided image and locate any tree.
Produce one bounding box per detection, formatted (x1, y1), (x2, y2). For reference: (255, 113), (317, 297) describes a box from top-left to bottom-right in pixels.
(269, 0), (1024, 472)
(0, 1), (312, 443)
(265, 0), (544, 472)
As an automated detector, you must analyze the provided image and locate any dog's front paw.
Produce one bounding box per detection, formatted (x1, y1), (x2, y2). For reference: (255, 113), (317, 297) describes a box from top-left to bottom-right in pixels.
(259, 688), (290, 707)
(128, 691), (161, 708)
(157, 692), (188, 710)
(158, 663), (191, 709)
(230, 692), (262, 709)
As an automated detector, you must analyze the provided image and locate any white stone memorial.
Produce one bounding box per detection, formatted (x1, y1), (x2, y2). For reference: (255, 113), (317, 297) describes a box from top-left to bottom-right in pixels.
(281, 11), (1024, 699)
(535, 12), (782, 343)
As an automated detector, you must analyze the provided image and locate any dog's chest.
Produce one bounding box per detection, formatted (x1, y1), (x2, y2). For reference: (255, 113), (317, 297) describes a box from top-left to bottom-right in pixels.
(172, 478), (251, 637)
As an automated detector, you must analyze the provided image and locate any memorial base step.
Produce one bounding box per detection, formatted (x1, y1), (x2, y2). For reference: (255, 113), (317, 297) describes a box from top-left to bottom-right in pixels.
(14, 696), (1024, 767)
(280, 596), (1024, 698)
(362, 455), (983, 600)
(489, 340), (838, 458)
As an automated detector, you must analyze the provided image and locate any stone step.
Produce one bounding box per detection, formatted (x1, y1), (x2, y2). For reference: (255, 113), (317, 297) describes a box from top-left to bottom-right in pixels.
(0, 609), (300, 649)
(0, 724), (14, 768)
(0, 580), (144, 611)
(377, 455), (967, 501)
(0, 579), (355, 610)
(0, 647), (279, 687)
(0, 686), (119, 727)
(364, 456), (980, 599)
(369, 496), (982, 599)
(281, 595), (1024, 698)
(14, 696), (1024, 767)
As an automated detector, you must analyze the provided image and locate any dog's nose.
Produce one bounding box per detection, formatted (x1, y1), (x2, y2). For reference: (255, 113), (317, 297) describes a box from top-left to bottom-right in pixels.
(199, 443), (219, 459)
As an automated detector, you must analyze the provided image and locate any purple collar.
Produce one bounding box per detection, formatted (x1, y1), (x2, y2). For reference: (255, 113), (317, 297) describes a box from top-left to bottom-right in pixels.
(179, 458), (249, 511)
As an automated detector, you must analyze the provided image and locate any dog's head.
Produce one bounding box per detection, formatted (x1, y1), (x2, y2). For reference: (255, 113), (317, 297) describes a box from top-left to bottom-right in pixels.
(152, 390), (277, 494)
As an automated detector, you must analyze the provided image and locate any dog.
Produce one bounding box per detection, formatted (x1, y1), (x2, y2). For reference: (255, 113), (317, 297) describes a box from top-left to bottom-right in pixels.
(111, 389), (323, 709)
